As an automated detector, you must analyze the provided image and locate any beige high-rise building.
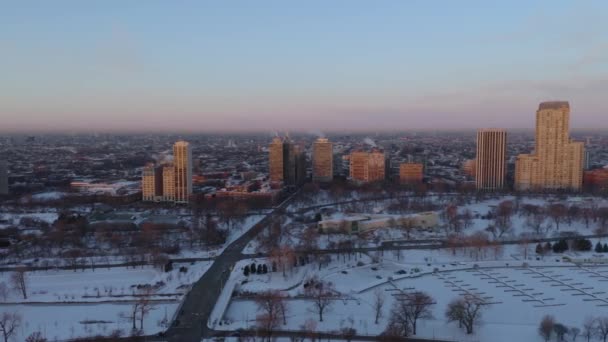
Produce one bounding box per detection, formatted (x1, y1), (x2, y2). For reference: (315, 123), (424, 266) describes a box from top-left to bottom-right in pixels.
(163, 165), (176, 202)
(368, 150), (386, 182)
(269, 137), (284, 182)
(475, 129), (507, 190)
(142, 165), (157, 201)
(313, 138), (333, 182)
(399, 163), (424, 184)
(349, 150), (385, 183)
(142, 165), (164, 202)
(173, 141), (192, 203)
(515, 101), (584, 191)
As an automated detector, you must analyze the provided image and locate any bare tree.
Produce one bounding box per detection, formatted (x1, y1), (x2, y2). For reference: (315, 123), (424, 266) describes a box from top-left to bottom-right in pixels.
(569, 327), (580, 342)
(597, 317), (608, 342)
(401, 291), (434, 335)
(538, 315), (555, 342)
(548, 203), (567, 231)
(384, 301), (411, 338)
(0, 312), (21, 342)
(0, 283), (8, 301)
(10, 268), (27, 300)
(255, 290), (286, 336)
(526, 214), (544, 235)
(137, 289), (155, 330)
(445, 295), (486, 334)
(493, 201), (514, 237)
(305, 277), (335, 322)
(373, 289), (385, 324)
(300, 318), (317, 342)
(583, 316), (596, 342)
(25, 331), (47, 342)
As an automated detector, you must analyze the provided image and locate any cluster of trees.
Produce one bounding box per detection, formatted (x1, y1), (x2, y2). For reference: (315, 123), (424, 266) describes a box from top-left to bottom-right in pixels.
(383, 291), (434, 337)
(539, 315), (608, 342)
(382, 292), (486, 338)
(243, 262), (269, 276)
(439, 198), (608, 242)
(535, 238), (595, 255)
(595, 242), (608, 253)
(445, 232), (505, 261)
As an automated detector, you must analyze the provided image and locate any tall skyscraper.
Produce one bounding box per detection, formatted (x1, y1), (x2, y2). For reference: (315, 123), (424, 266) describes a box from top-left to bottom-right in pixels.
(349, 150), (385, 183)
(142, 165), (157, 202)
(173, 140), (192, 203)
(142, 165), (164, 202)
(368, 150), (386, 182)
(313, 138), (333, 182)
(162, 165), (176, 202)
(475, 129), (507, 190)
(0, 161), (8, 195)
(282, 139), (297, 185)
(269, 137), (284, 182)
(515, 101), (584, 191)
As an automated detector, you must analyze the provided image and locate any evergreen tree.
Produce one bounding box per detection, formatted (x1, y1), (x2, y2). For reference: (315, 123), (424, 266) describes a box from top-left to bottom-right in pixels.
(596, 241), (604, 253)
(535, 243), (543, 255)
(604, 243), (608, 253)
(251, 263), (257, 274)
(243, 265), (250, 276)
(257, 264), (263, 273)
(262, 264), (268, 274)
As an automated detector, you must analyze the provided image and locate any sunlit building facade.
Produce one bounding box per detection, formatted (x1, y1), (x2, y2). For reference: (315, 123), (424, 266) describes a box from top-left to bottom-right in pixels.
(349, 150), (385, 183)
(313, 138), (333, 182)
(399, 163), (424, 184)
(173, 140), (192, 203)
(475, 129), (506, 190)
(515, 101), (584, 191)
(269, 137), (284, 183)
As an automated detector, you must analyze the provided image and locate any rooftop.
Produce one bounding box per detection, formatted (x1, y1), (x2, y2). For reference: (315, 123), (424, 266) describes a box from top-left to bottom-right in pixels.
(538, 101), (570, 111)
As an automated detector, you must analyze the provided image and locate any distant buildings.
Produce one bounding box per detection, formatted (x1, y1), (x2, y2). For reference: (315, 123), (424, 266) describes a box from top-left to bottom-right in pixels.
(142, 165), (161, 202)
(583, 168), (608, 191)
(142, 140), (192, 203)
(312, 138), (333, 182)
(399, 163), (423, 184)
(269, 137), (284, 183)
(162, 166), (176, 202)
(350, 150), (385, 183)
(174, 140), (193, 203)
(515, 101), (584, 191)
(462, 159), (476, 178)
(0, 161), (8, 195)
(268, 137), (306, 186)
(475, 129), (506, 190)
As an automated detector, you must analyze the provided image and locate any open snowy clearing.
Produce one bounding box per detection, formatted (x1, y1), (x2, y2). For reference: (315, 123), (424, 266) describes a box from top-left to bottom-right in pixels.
(216, 246), (608, 342)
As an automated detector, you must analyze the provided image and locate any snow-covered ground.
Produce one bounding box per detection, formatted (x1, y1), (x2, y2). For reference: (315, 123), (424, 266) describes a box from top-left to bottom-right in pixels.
(0, 261), (211, 340)
(217, 244), (608, 342)
(2, 302), (177, 340)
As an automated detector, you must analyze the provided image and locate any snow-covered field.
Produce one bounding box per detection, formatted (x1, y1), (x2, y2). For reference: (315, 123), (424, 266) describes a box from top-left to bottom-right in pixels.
(217, 244), (608, 342)
(3, 302), (178, 340)
(0, 261), (211, 340)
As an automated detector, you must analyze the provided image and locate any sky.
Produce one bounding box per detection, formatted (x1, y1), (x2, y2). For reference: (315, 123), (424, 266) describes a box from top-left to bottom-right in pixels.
(1, 0), (608, 133)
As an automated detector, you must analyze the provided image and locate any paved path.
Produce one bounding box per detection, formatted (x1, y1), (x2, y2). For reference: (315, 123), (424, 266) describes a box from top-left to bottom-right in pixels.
(163, 191), (298, 342)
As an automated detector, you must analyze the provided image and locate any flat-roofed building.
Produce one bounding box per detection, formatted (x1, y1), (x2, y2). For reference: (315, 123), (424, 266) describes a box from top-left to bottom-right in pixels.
(399, 163), (423, 184)
(475, 129), (507, 190)
(313, 138), (333, 182)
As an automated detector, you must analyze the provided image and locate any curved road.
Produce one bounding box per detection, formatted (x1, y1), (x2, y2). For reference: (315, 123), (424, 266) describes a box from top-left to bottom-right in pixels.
(164, 192), (298, 342)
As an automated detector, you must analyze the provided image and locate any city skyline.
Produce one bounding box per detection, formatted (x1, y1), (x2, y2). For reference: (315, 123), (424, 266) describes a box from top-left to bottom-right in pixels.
(2, 1), (608, 132)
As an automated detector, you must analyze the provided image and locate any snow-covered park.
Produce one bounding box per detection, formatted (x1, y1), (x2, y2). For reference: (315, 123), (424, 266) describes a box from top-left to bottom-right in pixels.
(0, 261), (211, 340)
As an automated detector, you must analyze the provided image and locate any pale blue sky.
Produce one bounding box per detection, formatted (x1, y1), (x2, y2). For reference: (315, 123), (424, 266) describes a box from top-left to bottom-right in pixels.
(1, 1), (607, 132)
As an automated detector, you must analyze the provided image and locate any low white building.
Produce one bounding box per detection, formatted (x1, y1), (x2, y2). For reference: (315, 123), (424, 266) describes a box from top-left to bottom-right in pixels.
(318, 212), (439, 234)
